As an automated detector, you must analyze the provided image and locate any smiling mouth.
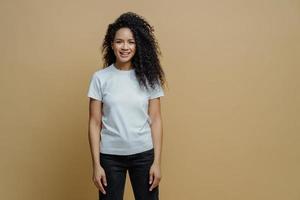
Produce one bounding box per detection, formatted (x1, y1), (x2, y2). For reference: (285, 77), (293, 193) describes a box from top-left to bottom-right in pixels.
(120, 52), (130, 57)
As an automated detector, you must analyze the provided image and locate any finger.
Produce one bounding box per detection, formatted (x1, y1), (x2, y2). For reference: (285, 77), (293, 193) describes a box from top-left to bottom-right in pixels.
(149, 172), (153, 184)
(149, 177), (159, 191)
(93, 177), (101, 188)
(149, 182), (157, 191)
(102, 174), (107, 186)
(98, 179), (106, 194)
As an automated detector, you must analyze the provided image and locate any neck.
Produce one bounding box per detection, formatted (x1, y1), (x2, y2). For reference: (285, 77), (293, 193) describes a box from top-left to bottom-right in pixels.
(114, 61), (133, 70)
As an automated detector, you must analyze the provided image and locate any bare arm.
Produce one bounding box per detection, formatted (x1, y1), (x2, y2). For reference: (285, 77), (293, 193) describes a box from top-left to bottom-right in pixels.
(148, 97), (163, 166)
(88, 98), (107, 194)
(88, 98), (102, 169)
(148, 97), (164, 191)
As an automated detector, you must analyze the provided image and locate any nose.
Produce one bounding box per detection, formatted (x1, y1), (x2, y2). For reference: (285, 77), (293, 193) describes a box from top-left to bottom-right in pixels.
(121, 42), (129, 49)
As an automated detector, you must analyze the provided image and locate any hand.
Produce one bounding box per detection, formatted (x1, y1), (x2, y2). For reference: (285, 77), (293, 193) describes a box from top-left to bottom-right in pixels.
(92, 165), (107, 194)
(149, 162), (162, 191)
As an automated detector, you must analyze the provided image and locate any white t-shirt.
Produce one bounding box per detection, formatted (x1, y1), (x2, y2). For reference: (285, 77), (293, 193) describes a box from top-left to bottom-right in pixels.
(87, 63), (164, 155)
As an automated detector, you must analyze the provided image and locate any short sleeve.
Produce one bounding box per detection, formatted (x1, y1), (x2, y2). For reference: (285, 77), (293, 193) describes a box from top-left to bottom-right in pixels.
(149, 83), (164, 99)
(87, 72), (102, 101)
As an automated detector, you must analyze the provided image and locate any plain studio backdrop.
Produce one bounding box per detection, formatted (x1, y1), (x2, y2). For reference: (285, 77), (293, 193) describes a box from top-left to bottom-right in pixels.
(0, 0), (299, 199)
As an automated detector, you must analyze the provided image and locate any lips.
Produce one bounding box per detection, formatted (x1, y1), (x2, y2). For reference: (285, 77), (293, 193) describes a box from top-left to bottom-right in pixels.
(120, 52), (130, 57)
(120, 52), (130, 55)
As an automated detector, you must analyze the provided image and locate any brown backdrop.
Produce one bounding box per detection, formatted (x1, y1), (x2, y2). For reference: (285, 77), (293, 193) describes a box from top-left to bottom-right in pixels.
(0, 0), (299, 199)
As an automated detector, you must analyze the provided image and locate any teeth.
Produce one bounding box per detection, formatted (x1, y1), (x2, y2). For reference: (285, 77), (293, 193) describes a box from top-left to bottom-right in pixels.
(120, 52), (129, 55)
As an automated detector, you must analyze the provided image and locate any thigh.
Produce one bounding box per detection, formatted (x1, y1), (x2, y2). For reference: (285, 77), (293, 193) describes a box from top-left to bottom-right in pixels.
(99, 153), (127, 200)
(128, 148), (159, 200)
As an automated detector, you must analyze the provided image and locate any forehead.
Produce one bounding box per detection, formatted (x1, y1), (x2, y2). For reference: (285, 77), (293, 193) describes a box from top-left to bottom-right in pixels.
(114, 27), (135, 40)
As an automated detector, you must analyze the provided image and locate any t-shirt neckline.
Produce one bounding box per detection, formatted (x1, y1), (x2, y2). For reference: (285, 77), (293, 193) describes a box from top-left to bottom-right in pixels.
(112, 63), (135, 73)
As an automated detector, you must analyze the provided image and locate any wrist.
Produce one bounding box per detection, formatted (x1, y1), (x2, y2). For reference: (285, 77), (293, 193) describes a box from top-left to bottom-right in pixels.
(153, 160), (161, 166)
(93, 162), (101, 169)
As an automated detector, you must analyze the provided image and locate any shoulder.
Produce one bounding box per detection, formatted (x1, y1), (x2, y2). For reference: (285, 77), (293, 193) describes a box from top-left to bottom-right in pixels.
(92, 65), (114, 80)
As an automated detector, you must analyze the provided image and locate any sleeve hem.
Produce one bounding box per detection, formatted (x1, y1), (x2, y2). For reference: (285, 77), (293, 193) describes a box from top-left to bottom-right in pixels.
(149, 93), (164, 100)
(87, 94), (102, 101)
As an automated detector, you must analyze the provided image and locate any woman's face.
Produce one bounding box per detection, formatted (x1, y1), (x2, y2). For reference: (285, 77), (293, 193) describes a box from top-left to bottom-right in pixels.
(111, 27), (136, 64)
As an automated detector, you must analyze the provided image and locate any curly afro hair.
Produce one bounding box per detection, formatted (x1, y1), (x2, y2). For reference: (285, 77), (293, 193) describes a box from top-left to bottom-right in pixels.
(100, 11), (166, 92)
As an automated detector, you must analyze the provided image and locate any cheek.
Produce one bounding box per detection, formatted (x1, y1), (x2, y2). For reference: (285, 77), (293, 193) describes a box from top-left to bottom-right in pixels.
(132, 50), (136, 57)
(132, 46), (136, 53)
(131, 44), (136, 50)
(116, 44), (123, 49)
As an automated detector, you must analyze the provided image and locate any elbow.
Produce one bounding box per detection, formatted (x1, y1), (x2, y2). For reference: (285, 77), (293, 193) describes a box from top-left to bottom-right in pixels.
(89, 117), (102, 129)
(150, 115), (162, 126)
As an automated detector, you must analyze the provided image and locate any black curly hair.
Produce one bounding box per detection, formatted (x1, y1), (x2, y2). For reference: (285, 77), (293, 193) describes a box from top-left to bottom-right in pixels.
(100, 11), (167, 92)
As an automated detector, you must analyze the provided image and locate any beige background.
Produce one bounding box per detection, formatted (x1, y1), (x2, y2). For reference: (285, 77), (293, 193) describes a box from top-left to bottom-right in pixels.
(0, 0), (299, 199)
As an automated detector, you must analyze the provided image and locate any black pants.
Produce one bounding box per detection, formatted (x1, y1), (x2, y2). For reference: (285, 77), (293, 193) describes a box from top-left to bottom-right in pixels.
(99, 148), (159, 200)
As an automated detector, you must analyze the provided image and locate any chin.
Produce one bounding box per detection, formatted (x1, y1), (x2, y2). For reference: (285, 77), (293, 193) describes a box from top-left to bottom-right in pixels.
(118, 57), (133, 63)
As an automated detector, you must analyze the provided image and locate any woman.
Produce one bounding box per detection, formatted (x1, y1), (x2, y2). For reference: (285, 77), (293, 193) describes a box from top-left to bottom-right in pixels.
(87, 12), (166, 200)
